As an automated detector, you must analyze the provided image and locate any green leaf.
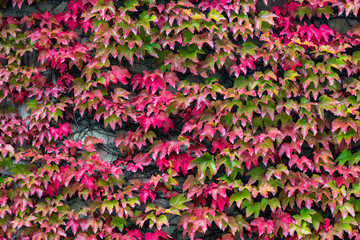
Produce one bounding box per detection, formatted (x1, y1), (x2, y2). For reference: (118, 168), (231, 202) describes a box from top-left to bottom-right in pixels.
(352, 51), (360, 65)
(294, 208), (313, 224)
(336, 150), (353, 166)
(117, 44), (136, 65)
(208, 9), (225, 22)
(141, 37), (160, 58)
(255, 11), (277, 31)
(52, 108), (63, 122)
(238, 42), (257, 56)
(9, 164), (28, 175)
(25, 99), (38, 110)
(284, 70), (300, 81)
(101, 199), (118, 214)
(104, 114), (120, 130)
(89, 199), (102, 212)
(182, 30), (193, 44)
(124, 0), (138, 9)
(246, 167), (265, 178)
(111, 216), (127, 231)
(234, 76), (247, 89)
(220, 112), (234, 129)
(139, 11), (156, 22)
(0, 157), (12, 169)
(237, 101), (257, 119)
(241, 199), (261, 218)
(230, 189), (251, 208)
(0, 176), (7, 184)
(169, 194), (188, 210)
(339, 202), (355, 219)
(124, 196), (140, 208)
(156, 214), (169, 229)
(336, 215), (356, 234)
(311, 213), (323, 231)
(316, 5), (333, 18)
(179, 44), (204, 60)
(191, 152), (217, 181)
(295, 6), (312, 20)
(261, 198), (281, 212)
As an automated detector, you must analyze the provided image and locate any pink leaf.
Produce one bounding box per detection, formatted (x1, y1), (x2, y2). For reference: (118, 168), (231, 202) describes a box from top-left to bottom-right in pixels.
(139, 184), (156, 204)
(112, 66), (130, 85)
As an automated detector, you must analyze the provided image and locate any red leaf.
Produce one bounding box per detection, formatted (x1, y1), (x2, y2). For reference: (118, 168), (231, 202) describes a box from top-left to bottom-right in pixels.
(250, 217), (273, 236)
(323, 218), (331, 232)
(112, 66), (130, 85)
(144, 230), (169, 240)
(228, 126), (243, 144)
(272, 210), (294, 237)
(14, 92), (28, 104)
(68, 0), (83, 13)
(132, 70), (165, 94)
(170, 153), (193, 175)
(81, 175), (95, 191)
(126, 153), (152, 172)
(298, 23), (334, 44)
(66, 219), (79, 235)
(211, 139), (231, 153)
(212, 195), (228, 212)
(79, 18), (92, 33)
(164, 71), (177, 88)
(279, 141), (301, 159)
(139, 183), (156, 204)
(156, 157), (169, 171)
(137, 112), (173, 133)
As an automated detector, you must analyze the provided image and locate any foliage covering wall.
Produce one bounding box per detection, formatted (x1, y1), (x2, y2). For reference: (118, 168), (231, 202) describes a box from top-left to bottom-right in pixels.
(1, 0), (360, 239)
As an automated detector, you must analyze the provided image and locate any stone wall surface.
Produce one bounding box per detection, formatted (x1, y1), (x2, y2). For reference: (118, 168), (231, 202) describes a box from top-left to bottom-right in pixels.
(1, 0), (69, 16)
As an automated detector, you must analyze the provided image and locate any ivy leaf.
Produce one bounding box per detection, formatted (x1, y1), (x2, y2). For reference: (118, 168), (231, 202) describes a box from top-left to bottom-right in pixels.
(83, 136), (104, 152)
(111, 216), (127, 231)
(144, 230), (169, 240)
(111, 66), (130, 85)
(104, 114), (121, 130)
(229, 189), (251, 208)
(241, 199), (261, 218)
(208, 9), (226, 22)
(250, 217), (274, 236)
(66, 219), (79, 235)
(272, 210), (294, 237)
(14, 92), (28, 104)
(169, 194), (189, 210)
(265, 164), (289, 180)
(80, 175), (95, 191)
(311, 213), (323, 231)
(171, 153), (193, 176)
(255, 11), (277, 31)
(139, 184), (156, 204)
(141, 37), (160, 58)
(339, 202), (355, 219)
(261, 198), (281, 212)
(298, 23), (334, 43)
(156, 215), (169, 230)
(126, 153), (152, 172)
(124, 0), (139, 10)
(336, 150), (354, 166)
(9, 164), (28, 175)
(191, 152), (217, 182)
(1, 145), (15, 157)
(25, 99), (38, 111)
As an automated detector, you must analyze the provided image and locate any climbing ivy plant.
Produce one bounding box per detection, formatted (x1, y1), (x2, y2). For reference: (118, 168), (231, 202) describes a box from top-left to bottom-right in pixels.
(1, 0), (360, 239)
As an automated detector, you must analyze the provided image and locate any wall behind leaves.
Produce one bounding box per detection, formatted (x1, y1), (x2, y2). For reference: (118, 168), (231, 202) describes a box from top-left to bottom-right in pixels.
(1, 0), (360, 239)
